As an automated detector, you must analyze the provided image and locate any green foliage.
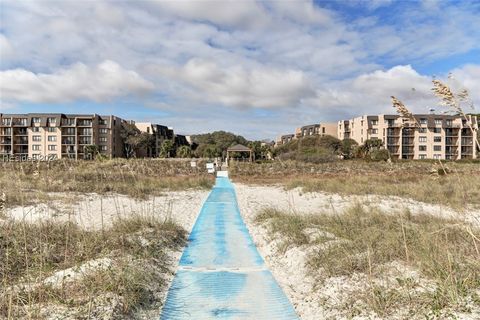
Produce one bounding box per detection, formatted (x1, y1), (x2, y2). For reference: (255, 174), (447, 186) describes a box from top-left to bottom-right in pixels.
(369, 149), (391, 161)
(160, 140), (175, 158)
(83, 144), (99, 160)
(120, 123), (155, 158)
(341, 138), (358, 159)
(176, 145), (192, 158)
(274, 135), (342, 163)
(191, 131), (248, 157)
(355, 138), (387, 160)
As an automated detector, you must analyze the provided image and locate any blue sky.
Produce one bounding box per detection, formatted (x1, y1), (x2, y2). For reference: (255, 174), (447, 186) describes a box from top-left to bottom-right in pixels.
(1, 0), (479, 139)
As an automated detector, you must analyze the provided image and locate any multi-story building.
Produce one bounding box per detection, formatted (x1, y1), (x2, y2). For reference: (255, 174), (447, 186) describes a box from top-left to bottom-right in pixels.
(276, 134), (295, 146)
(0, 113), (125, 160)
(136, 122), (174, 157)
(295, 123), (338, 139)
(338, 114), (479, 160)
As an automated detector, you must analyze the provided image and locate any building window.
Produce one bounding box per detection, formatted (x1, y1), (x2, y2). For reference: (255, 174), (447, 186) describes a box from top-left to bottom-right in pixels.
(434, 145), (442, 151)
(419, 154), (427, 159)
(99, 128), (108, 134)
(1, 118), (11, 126)
(434, 119), (442, 126)
(47, 127), (56, 132)
(78, 119), (92, 126)
(48, 136), (57, 142)
(432, 128), (441, 133)
(32, 117), (41, 123)
(419, 128), (427, 133)
(64, 128), (75, 135)
(99, 119), (107, 125)
(99, 137), (107, 142)
(371, 120), (378, 125)
(419, 136), (427, 142)
(32, 135), (41, 142)
(32, 127), (40, 132)
(48, 145), (57, 151)
(433, 154), (442, 159)
(419, 145), (427, 151)
(32, 145), (41, 151)
(100, 145), (108, 151)
(47, 117), (56, 124)
(434, 136), (442, 143)
(420, 118), (427, 125)
(446, 120), (453, 127)
(372, 129), (378, 134)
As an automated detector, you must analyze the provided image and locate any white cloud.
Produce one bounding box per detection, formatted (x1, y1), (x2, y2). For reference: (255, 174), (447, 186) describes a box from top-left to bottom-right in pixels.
(158, 58), (315, 109)
(0, 34), (14, 60)
(145, 0), (270, 29)
(0, 60), (154, 104)
(306, 64), (480, 120)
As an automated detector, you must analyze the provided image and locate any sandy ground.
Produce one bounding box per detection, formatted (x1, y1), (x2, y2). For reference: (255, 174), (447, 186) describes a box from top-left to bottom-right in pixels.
(5, 190), (210, 232)
(3, 190), (209, 320)
(4, 184), (479, 319)
(235, 183), (480, 320)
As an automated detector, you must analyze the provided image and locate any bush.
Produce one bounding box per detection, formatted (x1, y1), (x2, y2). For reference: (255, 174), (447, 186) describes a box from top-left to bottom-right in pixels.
(369, 149), (390, 161)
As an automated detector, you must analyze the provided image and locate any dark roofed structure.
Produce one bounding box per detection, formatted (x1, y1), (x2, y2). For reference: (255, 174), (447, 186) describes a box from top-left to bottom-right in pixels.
(226, 144), (253, 165)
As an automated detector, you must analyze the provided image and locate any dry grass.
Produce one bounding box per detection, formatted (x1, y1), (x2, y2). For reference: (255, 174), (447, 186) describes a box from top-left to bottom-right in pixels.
(230, 160), (480, 209)
(0, 214), (186, 319)
(0, 158), (214, 208)
(256, 205), (480, 318)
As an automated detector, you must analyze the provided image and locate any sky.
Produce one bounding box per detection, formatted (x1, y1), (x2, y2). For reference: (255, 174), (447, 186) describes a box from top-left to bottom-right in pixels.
(0, 0), (479, 140)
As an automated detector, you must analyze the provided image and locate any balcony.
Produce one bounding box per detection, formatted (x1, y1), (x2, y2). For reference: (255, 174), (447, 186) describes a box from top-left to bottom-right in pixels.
(62, 137), (76, 145)
(0, 138), (12, 145)
(77, 120), (93, 127)
(61, 119), (76, 126)
(14, 137), (29, 145)
(77, 128), (93, 136)
(78, 138), (92, 145)
(12, 119), (28, 126)
(1, 119), (12, 126)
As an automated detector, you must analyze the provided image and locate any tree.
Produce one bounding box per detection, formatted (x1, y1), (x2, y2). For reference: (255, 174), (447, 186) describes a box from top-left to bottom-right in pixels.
(160, 140), (175, 158)
(177, 145), (192, 158)
(120, 123), (155, 158)
(120, 123), (141, 158)
(340, 139), (358, 159)
(84, 144), (99, 160)
(191, 131), (248, 157)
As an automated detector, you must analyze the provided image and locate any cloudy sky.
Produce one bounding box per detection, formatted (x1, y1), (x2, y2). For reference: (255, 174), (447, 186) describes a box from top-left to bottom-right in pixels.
(1, 0), (479, 139)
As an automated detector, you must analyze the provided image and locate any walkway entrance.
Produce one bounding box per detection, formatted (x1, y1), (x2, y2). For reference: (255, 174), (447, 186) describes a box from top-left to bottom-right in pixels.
(160, 177), (298, 319)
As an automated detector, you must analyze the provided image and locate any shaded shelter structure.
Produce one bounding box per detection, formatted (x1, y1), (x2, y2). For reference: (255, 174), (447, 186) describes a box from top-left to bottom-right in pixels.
(226, 144), (253, 166)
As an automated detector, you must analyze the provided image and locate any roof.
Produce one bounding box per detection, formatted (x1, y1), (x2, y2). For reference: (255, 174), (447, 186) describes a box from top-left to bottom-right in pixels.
(227, 144), (251, 152)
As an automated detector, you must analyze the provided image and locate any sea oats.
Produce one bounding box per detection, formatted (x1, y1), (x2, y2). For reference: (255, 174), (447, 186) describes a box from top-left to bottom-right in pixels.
(391, 96), (418, 126)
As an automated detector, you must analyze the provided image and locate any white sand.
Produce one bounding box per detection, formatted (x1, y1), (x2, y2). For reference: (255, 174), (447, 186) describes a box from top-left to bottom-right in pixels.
(5, 190), (210, 232)
(235, 183), (480, 320)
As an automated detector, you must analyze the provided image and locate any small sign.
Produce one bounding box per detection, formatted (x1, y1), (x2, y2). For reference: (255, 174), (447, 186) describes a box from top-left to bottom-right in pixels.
(190, 161), (197, 168)
(206, 163), (214, 169)
(207, 168), (215, 174)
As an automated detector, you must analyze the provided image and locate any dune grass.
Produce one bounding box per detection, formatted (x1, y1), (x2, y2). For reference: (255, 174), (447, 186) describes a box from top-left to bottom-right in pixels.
(0, 158), (214, 208)
(0, 214), (187, 318)
(231, 160), (480, 209)
(256, 205), (480, 318)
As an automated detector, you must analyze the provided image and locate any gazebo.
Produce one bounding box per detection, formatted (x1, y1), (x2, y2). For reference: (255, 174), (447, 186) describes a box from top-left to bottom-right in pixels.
(226, 144), (253, 166)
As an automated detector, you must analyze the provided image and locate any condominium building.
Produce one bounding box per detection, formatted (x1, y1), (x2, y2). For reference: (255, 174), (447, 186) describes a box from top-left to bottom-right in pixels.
(276, 122), (339, 146)
(295, 123), (338, 139)
(136, 122), (174, 157)
(338, 114), (479, 160)
(276, 134), (295, 146)
(0, 113), (125, 160)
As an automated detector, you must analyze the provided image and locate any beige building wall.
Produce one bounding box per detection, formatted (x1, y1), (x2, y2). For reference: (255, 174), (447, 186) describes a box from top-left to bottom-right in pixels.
(319, 123), (338, 138)
(338, 113), (478, 160)
(0, 113), (126, 160)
